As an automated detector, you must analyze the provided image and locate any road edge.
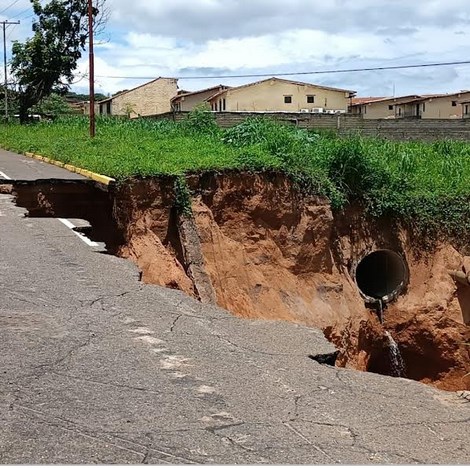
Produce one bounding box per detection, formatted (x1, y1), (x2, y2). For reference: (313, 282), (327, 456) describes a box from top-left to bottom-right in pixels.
(23, 151), (115, 186)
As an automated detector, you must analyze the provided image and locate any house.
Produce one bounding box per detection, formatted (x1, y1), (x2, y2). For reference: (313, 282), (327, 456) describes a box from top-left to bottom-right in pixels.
(204, 77), (356, 113)
(349, 96), (419, 119)
(97, 77), (178, 117)
(461, 100), (470, 118)
(171, 85), (229, 112)
(351, 91), (470, 119)
(394, 92), (470, 119)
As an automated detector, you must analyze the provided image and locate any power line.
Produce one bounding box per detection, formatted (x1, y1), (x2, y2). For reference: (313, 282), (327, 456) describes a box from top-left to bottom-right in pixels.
(12, 5), (33, 20)
(0, 0), (22, 16)
(94, 59), (470, 81)
(5, 23), (18, 40)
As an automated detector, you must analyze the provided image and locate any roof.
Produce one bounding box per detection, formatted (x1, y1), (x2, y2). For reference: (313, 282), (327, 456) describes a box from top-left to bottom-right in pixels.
(350, 95), (421, 106)
(206, 77), (356, 102)
(97, 77), (178, 103)
(171, 85), (230, 103)
(351, 97), (389, 105)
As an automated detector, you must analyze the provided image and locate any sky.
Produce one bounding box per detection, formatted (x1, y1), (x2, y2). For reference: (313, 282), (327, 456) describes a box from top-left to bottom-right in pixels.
(2, 0), (470, 98)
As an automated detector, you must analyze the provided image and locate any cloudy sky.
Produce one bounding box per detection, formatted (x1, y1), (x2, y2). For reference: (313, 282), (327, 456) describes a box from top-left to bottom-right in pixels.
(2, 0), (470, 97)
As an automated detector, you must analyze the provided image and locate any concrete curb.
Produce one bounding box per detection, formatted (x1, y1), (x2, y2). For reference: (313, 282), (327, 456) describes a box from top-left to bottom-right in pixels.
(23, 151), (115, 186)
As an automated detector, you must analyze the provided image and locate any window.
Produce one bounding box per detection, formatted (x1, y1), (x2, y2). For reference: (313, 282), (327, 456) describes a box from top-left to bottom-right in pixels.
(388, 105), (393, 110)
(222, 98), (226, 111)
(214, 102), (218, 112)
(307, 95), (315, 104)
(106, 101), (111, 115)
(452, 100), (457, 107)
(284, 95), (292, 104)
(422, 102), (425, 112)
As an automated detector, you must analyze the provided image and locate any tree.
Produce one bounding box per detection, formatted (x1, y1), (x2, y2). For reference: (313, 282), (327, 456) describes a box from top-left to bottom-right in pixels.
(10, 0), (106, 123)
(32, 93), (72, 118)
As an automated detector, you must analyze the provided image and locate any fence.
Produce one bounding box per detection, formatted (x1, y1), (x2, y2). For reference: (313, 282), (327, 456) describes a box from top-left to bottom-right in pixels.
(147, 112), (470, 141)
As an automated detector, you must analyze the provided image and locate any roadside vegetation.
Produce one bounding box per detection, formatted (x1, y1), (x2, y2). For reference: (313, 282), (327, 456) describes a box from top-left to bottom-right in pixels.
(2, 109), (470, 239)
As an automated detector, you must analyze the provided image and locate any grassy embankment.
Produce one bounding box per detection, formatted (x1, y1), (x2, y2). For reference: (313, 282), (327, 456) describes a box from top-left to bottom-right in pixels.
(2, 110), (470, 240)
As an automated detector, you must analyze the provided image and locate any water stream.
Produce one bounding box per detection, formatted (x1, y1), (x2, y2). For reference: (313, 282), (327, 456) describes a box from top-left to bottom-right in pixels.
(376, 298), (384, 323)
(385, 331), (406, 377)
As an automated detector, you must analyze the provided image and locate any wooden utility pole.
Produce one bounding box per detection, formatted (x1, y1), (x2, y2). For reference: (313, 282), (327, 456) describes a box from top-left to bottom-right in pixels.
(1, 20), (20, 120)
(88, 0), (95, 137)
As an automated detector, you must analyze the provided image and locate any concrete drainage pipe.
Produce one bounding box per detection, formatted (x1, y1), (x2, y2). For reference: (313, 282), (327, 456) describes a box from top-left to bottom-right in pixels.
(355, 250), (408, 304)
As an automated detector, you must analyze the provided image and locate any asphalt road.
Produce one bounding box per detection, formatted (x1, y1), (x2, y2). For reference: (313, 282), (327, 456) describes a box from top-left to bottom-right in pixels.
(0, 149), (86, 181)
(1, 149), (470, 464)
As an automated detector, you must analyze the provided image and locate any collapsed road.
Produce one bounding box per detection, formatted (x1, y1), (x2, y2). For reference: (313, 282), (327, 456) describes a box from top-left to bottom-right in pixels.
(1, 148), (470, 464)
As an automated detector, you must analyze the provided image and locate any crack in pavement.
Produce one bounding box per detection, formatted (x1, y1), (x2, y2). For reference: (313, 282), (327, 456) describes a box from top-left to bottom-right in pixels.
(48, 371), (162, 395)
(169, 314), (183, 332)
(282, 421), (337, 462)
(9, 403), (198, 464)
(210, 332), (312, 357)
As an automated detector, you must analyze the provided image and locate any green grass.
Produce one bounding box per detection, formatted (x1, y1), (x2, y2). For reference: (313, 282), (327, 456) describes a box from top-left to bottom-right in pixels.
(2, 111), (470, 241)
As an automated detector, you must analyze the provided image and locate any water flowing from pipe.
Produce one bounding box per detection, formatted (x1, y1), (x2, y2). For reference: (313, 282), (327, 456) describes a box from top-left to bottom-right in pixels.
(385, 331), (406, 377)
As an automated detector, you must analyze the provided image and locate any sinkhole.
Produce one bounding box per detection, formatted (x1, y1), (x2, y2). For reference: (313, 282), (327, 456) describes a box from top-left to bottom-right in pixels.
(355, 249), (408, 304)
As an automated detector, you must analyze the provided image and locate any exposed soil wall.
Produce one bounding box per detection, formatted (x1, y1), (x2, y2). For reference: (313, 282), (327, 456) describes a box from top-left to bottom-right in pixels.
(110, 173), (470, 391)
(12, 172), (470, 391)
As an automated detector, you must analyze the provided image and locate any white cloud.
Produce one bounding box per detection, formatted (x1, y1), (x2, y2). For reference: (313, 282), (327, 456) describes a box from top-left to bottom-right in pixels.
(5, 0), (470, 96)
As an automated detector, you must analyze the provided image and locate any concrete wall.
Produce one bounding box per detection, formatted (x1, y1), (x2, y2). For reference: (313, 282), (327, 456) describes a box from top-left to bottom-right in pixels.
(150, 111), (470, 141)
(99, 78), (178, 117)
(208, 79), (351, 112)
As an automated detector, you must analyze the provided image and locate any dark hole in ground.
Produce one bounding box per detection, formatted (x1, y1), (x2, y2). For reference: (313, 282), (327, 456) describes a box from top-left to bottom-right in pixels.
(309, 351), (339, 366)
(11, 180), (123, 253)
(356, 250), (407, 301)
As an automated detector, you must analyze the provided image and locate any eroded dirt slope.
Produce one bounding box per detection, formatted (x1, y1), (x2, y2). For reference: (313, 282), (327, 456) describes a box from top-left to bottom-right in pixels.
(12, 173), (470, 390)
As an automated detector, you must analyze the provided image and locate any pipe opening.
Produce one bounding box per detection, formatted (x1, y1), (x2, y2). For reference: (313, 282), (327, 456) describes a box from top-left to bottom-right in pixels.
(355, 250), (407, 304)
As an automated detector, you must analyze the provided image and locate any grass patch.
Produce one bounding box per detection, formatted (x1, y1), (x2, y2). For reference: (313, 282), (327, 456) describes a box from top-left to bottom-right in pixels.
(2, 112), (470, 241)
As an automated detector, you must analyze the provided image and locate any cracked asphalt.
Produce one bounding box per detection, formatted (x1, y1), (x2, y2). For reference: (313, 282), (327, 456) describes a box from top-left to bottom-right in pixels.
(1, 150), (470, 464)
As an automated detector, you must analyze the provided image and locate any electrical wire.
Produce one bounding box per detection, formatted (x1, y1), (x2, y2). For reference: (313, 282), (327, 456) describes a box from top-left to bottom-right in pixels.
(0, 0), (22, 16)
(93, 60), (470, 81)
(11, 5), (33, 19)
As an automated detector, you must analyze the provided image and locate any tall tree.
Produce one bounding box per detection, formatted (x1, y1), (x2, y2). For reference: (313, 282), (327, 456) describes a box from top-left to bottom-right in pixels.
(10, 0), (106, 122)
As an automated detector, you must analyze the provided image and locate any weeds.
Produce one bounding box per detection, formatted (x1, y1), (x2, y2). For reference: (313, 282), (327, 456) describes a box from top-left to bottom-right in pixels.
(2, 112), (470, 240)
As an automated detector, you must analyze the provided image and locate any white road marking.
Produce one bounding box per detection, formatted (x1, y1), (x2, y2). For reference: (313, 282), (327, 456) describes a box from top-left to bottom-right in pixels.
(57, 218), (99, 247)
(0, 171), (12, 180)
(130, 327), (155, 335)
(197, 385), (216, 394)
(133, 335), (165, 345)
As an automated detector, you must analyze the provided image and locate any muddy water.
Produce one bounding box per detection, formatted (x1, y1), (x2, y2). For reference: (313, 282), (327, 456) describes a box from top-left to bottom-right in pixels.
(384, 331), (406, 378)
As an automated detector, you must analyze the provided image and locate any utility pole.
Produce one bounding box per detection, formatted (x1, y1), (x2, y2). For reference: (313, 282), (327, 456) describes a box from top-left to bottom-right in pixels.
(88, 0), (95, 137)
(1, 20), (20, 120)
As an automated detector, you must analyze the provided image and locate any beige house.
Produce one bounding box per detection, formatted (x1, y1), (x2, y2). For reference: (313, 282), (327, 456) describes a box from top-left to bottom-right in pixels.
(461, 100), (470, 118)
(350, 96), (419, 119)
(351, 91), (470, 119)
(395, 92), (470, 119)
(171, 85), (229, 112)
(204, 77), (355, 113)
(97, 77), (178, 117)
